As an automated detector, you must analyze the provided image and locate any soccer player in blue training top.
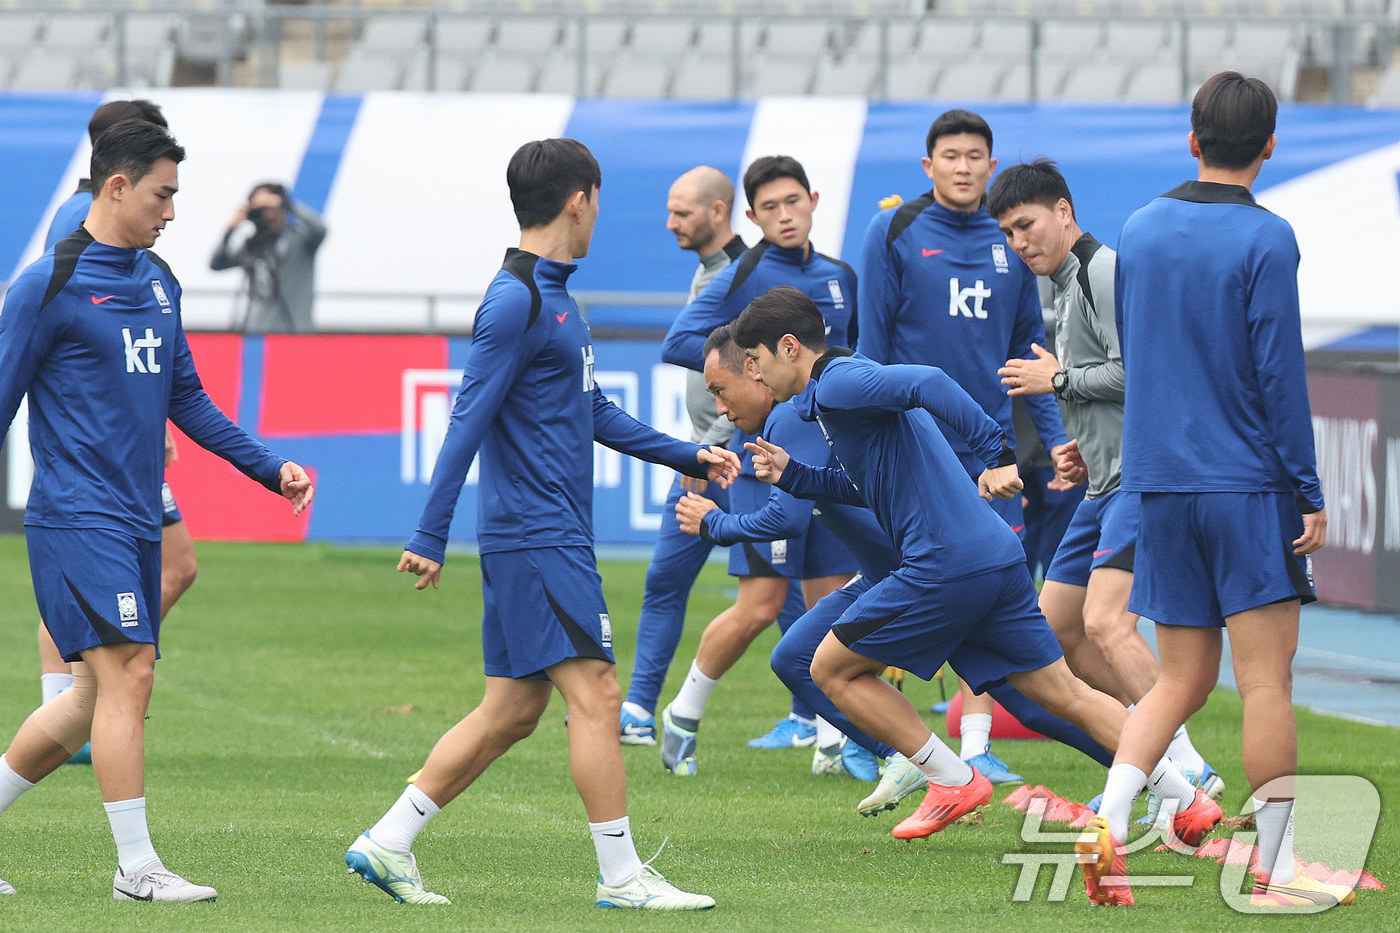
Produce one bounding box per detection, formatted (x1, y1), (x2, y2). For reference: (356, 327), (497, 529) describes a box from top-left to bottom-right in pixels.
(733, 286), (1221, 844)
(345, 139), (733, 912)
(857, 109), (1069, 784)
(620, 166), (746, 746)
(988, 160), (1223, 825)
(665, 324), (864, 779)
(1074, 73), (1350, 910)
(659, 154), (859, 750)
(37, 97), (200, 770)
(0, 119), (314, 902)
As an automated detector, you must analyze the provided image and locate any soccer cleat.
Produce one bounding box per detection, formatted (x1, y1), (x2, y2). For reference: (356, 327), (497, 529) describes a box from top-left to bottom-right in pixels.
(660, 706), (698, 776)
(1167, 789), (1224, 850)
(1136, 791), (1168, 829)
(1189, 763), (1226, 803)
(858, 753), (929, 816)
(891, 768), (992, 839)
(345, 832), (451, 904)
(66, 742), (92, 766)
(0, 878), (14, 895)
(841, 741), (881, 782)
(1251, 871), (1357, 909)
(620, 708), (657, 747)
(596, 864), (714, 910)
(930, 700), (951, 714)
(112, 862), (218, 902)
(1086, 792), (1103, 813)
(964, 748), (1023, 785)
(1074, 816), (1134, 906)
(747, 716), (817, 749)
(811, 741), (846, 776)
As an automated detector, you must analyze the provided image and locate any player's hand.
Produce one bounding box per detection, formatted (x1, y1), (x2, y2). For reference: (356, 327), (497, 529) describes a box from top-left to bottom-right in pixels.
(1294, 507), (1327, 555)
(998, 344), (1060, 396)
(398, 550), (442, 589)
(279, 461), (315, 515)
(744, 436), (790, 485)
(1049, 440), (1087, 489)
(164, 424), (179, 468)
(229, 205), (248, 230)
(978, 464), (1023, 501)
(699, 446), (740, 488)
(675, 492), (718, 536)
(680, 474), (709, 494)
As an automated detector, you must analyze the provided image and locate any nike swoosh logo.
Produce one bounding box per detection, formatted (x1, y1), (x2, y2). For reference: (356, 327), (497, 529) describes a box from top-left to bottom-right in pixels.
(411, 802), (426, 815)
(91, 294), (115, 304)
(621, 724), (650, 734)
(1010, 524), (1025, 534)
(602, 831), (625, 838)
(922, 248), (943, 257)
(556, 312), (569, 323)
(1093, 548), (1113, 559)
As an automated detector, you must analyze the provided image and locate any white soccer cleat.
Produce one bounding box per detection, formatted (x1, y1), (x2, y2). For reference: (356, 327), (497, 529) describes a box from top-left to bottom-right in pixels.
(811, 741), (847, 776)
(595, 864), (714, 910)
(858, 752), (930, 816)
(112, 862), (217, 902)
(0, 877), (14, 895)
(345, 832), (450, 904)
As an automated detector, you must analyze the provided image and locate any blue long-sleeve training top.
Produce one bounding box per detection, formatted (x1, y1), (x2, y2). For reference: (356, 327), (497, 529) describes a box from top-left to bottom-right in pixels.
(778, 350), (1025, 582)
(45, 183), (91, 252)
(857, 196), (1067, 461)
(408, 249), (709, 564)
(0, 228), (285, 540)
(1115, 181), (1322, 511)
(661, 239), (857, 372)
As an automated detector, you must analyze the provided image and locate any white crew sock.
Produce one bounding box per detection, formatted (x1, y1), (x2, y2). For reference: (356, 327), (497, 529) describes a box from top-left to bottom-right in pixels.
(368, 784), (440, 853)
(1147, 758), (1198, 823)
(1165, 725), (1207, 777)
(669, 661), (718, 723)
(0, 755), (36, 817)
(40, 672), (73, 706)
(909, 733), (973, 786)
(1254, 798), (1296, 885)
(589, 816), (644, 887)
(104, 797), (159, 876)
(814, 716), (842, 750)
(959, 713), (993, 760)
(621, 700), (652, 721)
(1100, 763), (1148, 841)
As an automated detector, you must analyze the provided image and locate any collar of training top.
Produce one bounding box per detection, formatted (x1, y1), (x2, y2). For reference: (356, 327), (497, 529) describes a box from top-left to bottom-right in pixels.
(1162, 180), (1266, 209)
(811, 345), (855, 381)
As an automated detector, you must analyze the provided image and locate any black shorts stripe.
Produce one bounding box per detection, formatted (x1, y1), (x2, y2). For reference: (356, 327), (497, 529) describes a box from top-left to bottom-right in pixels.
(1101, 543), (1136, 574)
(543, 586), (611, 663)
(741, 542), (782, 578)
(62, 572), (138, 651)
(831, 607), (905, 649)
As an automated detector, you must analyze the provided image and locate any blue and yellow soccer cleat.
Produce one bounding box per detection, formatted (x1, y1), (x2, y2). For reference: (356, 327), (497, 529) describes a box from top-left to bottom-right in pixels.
(858, 753), (930, 816)
(660, 705), (698, 776)
(596, 865), (714, 910)
(345, 832), (450, 904)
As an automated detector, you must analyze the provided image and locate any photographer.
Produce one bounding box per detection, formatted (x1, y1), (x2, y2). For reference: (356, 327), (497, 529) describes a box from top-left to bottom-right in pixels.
(210, 182), (327, 333)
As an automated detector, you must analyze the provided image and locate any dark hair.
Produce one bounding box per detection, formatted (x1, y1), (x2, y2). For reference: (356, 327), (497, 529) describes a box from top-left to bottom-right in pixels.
(506, 138), (602, 230)
(702, 323), (747, 375)
(248, 181), (289, 203)
(986, 158), (1074, 220)
(90, 119), (185, 194)
(742, 155), (810, 210)
(1192, 72), (1277, 170)
(733, 286), (828, 356)
(88, 99), (166, 144)
(926, 109), (993, 156)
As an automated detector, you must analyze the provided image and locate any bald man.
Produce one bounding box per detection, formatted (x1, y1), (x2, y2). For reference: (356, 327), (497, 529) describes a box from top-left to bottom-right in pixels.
(620, 168), (749, 745)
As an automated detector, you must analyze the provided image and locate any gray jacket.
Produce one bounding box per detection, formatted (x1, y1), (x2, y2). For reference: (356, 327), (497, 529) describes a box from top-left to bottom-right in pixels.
(211, 201), (326, 333)
(684, 235), (745, 446)
(1049, 233), (1123, 499)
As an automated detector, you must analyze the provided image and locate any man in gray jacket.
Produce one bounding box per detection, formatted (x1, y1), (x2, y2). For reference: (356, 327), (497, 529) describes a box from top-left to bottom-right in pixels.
(211, 182), (326, 333)
(989, 160), (1221, 816)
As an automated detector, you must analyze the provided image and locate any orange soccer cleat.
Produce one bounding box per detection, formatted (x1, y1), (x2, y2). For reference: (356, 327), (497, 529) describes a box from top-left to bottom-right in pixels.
(1168, 789), (1224, 850)
(1074, 816), (1134, 906)
(890, 768), (992, 839)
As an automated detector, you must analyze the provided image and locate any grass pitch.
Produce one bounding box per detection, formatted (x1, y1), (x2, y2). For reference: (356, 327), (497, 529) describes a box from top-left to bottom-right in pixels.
(0, 538), (1392, 932)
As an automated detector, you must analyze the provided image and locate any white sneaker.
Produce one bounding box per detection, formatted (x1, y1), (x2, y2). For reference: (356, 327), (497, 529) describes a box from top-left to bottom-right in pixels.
(112, 862), (217, 902)
(596, 864), (714, 910)
(857, 752), (930, 816)
(345, 832), (450, 904)
(0, 877), (14, 895)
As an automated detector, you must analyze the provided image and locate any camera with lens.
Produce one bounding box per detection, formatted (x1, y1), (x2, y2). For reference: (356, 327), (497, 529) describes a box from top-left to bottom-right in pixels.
(246, 206), (271, 230)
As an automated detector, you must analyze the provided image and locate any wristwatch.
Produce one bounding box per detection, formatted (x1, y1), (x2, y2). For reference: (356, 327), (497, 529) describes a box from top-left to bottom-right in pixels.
(1051, 369), (1069, 397)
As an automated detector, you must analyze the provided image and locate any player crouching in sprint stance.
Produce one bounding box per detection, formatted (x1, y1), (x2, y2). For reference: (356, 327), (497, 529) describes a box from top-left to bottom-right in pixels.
(345, 140), (728, 911)
(734, 286), (1222, 843)
(0, 120), (314, 901)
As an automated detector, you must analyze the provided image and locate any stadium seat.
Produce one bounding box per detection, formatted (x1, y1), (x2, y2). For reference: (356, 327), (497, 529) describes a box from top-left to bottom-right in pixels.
(916, 19), (981, 61)
(1105, 21), (1172, 62)
(886, 56), (941, 98)
(470, 53), (539, 93)
(1230, 22), (1299, 62)
(1058, 63), (1132, 99)
(401, 52), (472, 92)
(747, 57), (816, 96)
(999, 62), (1068, 99)
(493, 17), (566, 54)
(1367, 65), (1400, 106)
(534, 54), (602, 95)
(10, 54), (79, 89)
(1039, 20), (1107, 64)
(762, 20), (834, 59)
(335, 52), (403, 92)
(695, 20), (763, 57)
(629, 19), (698, 57)
(358, 16), (427, 55)
(42, 15), (111, 53)
(1185, 21), (1232, 63)
(671, 54), (737, 99)
(934, 61), (1006, 99)
(811, 54), (878, 96)
(583, 17), (630, 57)
(0, 15), (43, 55)
(978, 20), (1033, 62)
(1122, 63), (1187, 101)
(600, 58), (672, 97)
(846, 20), (920, 61)
(279, 60), (334, 91)
(434, 18), (494, 55)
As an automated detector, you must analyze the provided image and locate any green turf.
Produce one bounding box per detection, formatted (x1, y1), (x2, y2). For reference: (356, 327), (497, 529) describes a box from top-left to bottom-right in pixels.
(0, 538), (1391, 931)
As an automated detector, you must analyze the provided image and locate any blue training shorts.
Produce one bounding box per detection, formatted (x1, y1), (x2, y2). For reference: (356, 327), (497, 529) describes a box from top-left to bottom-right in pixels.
(1130, 491), (1316, 626)
(161, 481), (183, 527)
(480, 546), (614, 680)
(801, 512), (859, 579)
(28, 526), (161, 663)
(831, 563), (1062, 691)
(727, 536), (800, 578)
(1044, 489), (1139, 588)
